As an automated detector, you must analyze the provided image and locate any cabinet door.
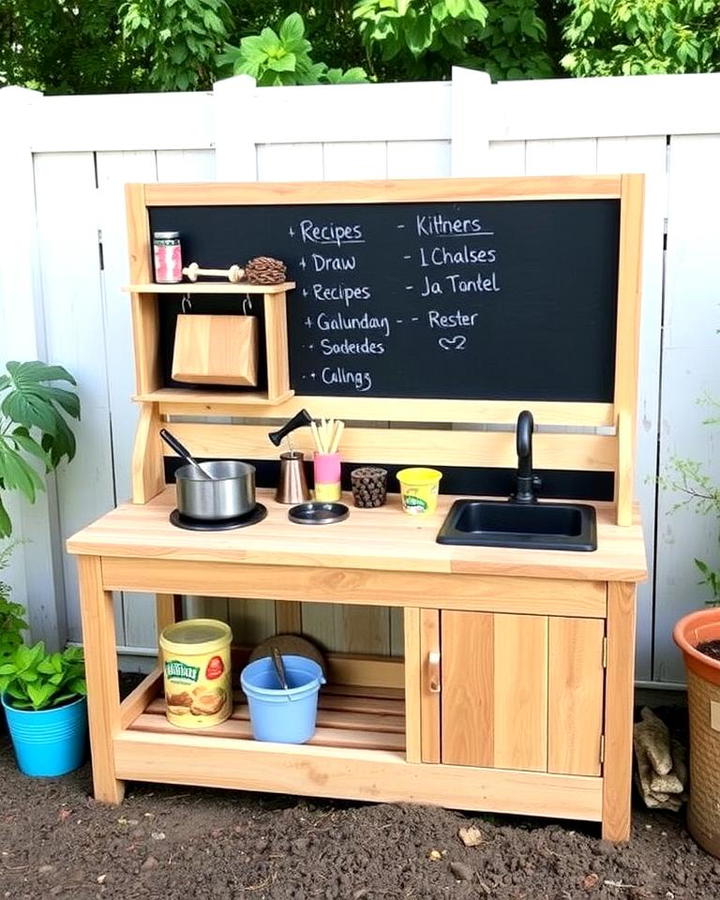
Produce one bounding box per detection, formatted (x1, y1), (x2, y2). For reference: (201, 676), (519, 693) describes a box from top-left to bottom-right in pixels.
(442, 611), (548, 770)
(441, 611), (604, 775)
(548, 617), (605, 776)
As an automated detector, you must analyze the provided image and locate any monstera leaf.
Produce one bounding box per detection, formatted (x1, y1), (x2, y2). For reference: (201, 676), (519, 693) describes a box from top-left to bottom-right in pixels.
(0, 361), (80, 537)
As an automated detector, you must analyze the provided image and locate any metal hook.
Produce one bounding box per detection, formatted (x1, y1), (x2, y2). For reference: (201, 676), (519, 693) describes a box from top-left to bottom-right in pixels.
(181, 294), (192, 314)
(243, 295), (253, 316)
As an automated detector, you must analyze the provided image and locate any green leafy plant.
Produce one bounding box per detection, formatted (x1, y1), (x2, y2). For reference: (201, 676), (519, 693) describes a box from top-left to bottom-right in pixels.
(121, 0), (233, 91)
(662, 398), (720, 606)
(220, 12), (368, 85)
(353, 0), (554, 80)
(354, 0), (487, 77)
(476, 0), (556, 80)
(0, 0), (150, 94)
(0, 643), (86, 711)
(0, 544), (27, 663)
(562, 0), (720, 77)
(0, 360), (80, 538)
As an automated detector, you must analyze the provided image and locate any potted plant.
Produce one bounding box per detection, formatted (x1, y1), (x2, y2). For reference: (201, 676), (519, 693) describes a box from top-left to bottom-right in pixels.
(0, 642), (88, 776)
(668, 401), (720, 856)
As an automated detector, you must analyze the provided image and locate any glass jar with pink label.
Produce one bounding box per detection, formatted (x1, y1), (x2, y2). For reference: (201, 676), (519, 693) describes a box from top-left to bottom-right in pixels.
(153, 231), (182, 283)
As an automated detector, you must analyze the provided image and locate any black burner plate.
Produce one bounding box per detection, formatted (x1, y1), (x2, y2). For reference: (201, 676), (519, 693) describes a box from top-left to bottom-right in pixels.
(169, 504), (268, 531)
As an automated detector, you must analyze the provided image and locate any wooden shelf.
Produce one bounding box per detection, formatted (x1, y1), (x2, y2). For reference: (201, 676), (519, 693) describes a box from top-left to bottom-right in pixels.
(125, 282), (295, 295)
(133, 387), (295, 407)
(126, 682), (406, 753)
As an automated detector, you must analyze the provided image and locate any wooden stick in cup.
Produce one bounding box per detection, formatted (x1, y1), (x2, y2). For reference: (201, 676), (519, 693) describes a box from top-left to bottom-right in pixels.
(322, 419), (333, 453)
(330, 420), (344, 454)
(310, 420), (323, 453)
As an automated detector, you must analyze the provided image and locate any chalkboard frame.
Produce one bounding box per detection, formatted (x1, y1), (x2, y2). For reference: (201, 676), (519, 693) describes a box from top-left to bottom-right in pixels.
(124, 175), (644, 525)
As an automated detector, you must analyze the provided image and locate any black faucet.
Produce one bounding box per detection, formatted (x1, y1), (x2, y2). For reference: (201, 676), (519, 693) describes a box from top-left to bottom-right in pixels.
(511, 410), (541, 504)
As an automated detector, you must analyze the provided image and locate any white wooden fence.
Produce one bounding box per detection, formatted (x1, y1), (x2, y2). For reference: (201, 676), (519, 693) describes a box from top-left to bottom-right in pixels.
(2, 69), (719, 684)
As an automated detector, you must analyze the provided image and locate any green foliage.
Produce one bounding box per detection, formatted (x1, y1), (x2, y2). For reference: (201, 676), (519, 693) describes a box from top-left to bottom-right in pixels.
(0, 544), (27, 664)
(472, 0), (556, 79)
(0, 642), (86, 712)
(0, 0), (148, 94)
(662, 397), (720, 606)
(352, 0), (555, 80)
(353, 0), (487, 78)
(695, 559), (720, 604)
(0, 361), (81, 539)
(220, 12), (368, 85)
(120, 0), (233, 91)
(4, 0), (720, 95)
(562, 0), (720, 76)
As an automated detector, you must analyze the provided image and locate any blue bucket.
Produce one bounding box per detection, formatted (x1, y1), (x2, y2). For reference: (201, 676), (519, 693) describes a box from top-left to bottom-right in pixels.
(241, 655), (326, 743)
(1, 694), (88, 777)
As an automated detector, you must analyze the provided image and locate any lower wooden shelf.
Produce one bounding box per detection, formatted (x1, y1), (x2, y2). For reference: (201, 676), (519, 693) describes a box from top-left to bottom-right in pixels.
(113, 665), (601, 824)
(127, 683), (406, 753)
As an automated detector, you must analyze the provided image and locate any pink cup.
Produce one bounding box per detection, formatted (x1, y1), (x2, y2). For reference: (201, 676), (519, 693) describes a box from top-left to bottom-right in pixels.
(313, 452), (341, 502)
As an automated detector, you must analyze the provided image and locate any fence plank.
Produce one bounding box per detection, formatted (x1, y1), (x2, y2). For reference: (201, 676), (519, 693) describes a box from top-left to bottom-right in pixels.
(96, 151), (160, 650)
(525, 138), (597, 175)
(257, 143), (324, 181)
(322, 142), (387, 180)
(156, 149), (215, 182)
(386, 141), (451, 178)
(654, 134), (720, 682)
(596, 135), (667, 681)
(32, 92), (214, 152)
(451, 67), (492, 176)
(33, 151), (118, 644)
(491, 73), (720, 141)
(249, 82), (452, 143)
(487, 141), (525, 175)
(0, 88), (68, 649)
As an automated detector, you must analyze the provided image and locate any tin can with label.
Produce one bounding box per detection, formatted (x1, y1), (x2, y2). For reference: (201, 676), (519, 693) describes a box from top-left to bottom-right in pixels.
(159, 619), (232, 728)
(153, 231), (182, 283)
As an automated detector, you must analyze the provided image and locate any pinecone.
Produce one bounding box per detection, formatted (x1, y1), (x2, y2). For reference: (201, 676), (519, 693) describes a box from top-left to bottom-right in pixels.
(243, 256), (287, 285)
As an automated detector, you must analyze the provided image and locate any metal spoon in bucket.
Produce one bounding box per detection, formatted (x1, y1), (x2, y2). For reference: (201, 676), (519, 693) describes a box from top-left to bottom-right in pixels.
(270, 646), (295, 701)
(160, 428), (212, 480)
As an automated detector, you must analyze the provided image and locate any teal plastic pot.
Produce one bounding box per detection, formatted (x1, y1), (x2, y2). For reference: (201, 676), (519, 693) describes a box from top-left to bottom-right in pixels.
(1, 694), (88, 777)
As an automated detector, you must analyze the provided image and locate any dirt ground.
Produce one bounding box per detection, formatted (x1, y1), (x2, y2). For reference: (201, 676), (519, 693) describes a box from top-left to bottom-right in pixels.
(1, 682), (719, 900)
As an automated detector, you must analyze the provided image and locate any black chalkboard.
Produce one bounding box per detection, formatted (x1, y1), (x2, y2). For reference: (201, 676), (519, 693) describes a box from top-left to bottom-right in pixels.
(150, 198), (620, 402)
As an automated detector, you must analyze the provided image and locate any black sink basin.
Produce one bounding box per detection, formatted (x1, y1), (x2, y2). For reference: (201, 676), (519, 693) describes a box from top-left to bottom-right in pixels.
(436, 499), (597, 551)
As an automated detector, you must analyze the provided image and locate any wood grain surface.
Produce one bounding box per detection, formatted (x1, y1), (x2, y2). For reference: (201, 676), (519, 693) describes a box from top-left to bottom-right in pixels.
(67, 487), (647, 584)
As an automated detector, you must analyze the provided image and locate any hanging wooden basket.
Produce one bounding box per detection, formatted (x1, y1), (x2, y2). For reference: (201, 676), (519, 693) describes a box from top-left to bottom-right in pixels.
(172, 314), (258, 386)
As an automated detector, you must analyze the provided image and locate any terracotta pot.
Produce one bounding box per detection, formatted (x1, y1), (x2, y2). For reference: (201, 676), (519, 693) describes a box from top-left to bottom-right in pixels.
(674, 608), (720, 857)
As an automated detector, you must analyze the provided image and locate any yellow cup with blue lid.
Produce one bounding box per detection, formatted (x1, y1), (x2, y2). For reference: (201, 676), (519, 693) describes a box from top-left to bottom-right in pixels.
(396, 468), (442, 515)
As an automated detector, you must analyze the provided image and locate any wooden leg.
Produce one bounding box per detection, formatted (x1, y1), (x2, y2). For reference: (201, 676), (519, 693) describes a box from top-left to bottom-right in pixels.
(156, 593), (178, 639)
(77, 556), (125, 805)
(602, 582), (636, 841)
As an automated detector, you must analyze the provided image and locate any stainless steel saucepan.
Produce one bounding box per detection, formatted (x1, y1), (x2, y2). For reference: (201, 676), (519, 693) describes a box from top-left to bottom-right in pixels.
(161, 428), (256, 521)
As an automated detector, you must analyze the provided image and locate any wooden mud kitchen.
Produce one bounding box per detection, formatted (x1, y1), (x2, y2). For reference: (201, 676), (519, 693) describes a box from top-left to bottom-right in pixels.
(67, 176), (647, 842)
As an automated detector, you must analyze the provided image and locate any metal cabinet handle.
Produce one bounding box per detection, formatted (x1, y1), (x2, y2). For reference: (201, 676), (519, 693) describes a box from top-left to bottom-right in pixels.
(428, 650), (441, 693)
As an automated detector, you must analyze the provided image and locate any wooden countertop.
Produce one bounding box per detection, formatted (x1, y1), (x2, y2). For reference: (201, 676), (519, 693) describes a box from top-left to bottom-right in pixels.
(66, 488), (647, 582)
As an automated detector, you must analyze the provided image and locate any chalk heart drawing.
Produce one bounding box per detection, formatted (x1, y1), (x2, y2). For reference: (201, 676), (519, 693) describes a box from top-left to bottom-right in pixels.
(438, 335), (467, 351)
